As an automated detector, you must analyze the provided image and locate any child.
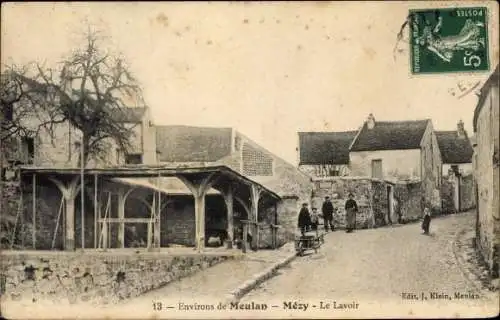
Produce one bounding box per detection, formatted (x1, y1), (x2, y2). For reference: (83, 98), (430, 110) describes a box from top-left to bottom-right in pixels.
(310, 207), (319, 232)
(421, 207), (431, 235)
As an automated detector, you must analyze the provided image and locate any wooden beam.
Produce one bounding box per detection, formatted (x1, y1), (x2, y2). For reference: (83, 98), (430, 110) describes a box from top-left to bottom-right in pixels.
(234, 196), (250, 218)
(98, 218), (152, 223)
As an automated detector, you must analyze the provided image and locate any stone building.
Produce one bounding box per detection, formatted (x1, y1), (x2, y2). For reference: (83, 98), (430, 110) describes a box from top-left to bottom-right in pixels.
(473, 65), (499, 278)
(2, 105), (156, 169)
(436, 121), (474, 177)
(436, 122), (475, 213)
(349, 114), (443, 213)
(297, 131), (357, 177)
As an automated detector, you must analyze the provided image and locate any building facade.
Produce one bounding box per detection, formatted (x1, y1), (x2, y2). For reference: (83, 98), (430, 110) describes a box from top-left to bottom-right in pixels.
(436, 122), (475, 213)
(349, 114), (442, 212)
(473, 65), (499, 278)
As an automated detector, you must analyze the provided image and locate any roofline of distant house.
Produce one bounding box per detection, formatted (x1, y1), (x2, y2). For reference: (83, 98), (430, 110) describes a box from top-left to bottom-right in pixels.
(348, 118), (431, 152)
(297, 130), (358, 135)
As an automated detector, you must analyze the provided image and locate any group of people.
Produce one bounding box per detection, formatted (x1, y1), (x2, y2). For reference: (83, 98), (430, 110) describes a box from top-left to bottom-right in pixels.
(298, 193), (359, 236)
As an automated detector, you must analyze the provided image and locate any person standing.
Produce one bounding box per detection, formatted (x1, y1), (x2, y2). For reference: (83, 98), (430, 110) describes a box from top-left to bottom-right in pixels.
(322, 196), (335, 232)
(345, 193), (358, 233)
(298, 203), (311, 236)
(421, 207), (431, 235)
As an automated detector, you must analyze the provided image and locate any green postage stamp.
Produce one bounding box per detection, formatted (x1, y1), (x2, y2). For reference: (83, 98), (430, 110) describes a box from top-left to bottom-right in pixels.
(410, 7), (489, 74)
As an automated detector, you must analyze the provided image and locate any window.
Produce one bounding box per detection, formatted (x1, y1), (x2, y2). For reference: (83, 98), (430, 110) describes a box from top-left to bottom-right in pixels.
(125, 154), (142, 165)
(371, 159), (383, 179)
(3, 104), (13, 121)
(116, 148), (121, 164)
(328, 167), (340, 177)
(22, 137), (35, 164)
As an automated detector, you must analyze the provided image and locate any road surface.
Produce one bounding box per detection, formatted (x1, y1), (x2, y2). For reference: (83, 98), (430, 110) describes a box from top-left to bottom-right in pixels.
(240, 211), (498, 318)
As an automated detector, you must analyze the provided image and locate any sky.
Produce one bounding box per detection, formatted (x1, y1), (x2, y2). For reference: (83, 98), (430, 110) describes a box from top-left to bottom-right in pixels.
(2, 2), (499, 165)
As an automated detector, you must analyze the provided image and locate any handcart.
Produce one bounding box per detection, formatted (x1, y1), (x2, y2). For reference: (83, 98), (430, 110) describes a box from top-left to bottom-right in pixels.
(294, 230), (325, 256)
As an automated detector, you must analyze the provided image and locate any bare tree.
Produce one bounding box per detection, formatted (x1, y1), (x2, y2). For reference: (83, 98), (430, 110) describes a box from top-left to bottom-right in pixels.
(10, 29), (143, 167)
(1, 28), (144, 248)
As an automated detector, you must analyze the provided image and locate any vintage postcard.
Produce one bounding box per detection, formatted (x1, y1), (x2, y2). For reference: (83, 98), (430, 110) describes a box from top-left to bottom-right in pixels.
(1, 1), (499, 319)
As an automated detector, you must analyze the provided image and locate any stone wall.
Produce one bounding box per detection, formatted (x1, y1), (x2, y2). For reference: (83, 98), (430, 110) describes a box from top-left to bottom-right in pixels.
(311, 177), (390, 229)
(394, 182), (422, 222)
(0, 252), (230, 305)
(0, 182), (22, 248)
(440, 179), (455, 214)
(420, 122), (443, 212)
(276, 196), (299, 242)
(440, 174), (476, 214)
(474, 79), (500, 278)
(164, 197), (196, 247)
(371, 180), (388, 227)
(459, 174), (476, 211)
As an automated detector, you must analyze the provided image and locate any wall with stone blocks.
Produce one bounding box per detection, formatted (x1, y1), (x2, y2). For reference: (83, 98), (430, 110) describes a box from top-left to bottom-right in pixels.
(459, 174), (476, 211)
(394, 182), (422, 222)
(440, 179), (455, 214)
(0, 252), (231, 305)
(276, 197), (299, 242)
(311, 178), (377, 229)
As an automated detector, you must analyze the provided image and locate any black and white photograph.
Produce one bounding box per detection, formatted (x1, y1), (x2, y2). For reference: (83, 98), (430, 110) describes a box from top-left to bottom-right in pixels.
(1, 2), (499, 319)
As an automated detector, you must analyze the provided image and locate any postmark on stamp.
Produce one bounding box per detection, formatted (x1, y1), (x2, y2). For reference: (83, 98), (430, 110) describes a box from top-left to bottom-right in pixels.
(410, 7), (489, 74)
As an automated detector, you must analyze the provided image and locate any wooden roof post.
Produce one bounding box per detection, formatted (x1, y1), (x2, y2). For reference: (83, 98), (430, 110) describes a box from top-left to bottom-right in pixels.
(48, 176), (81, 251)
(250, 184), (262, 250)
(178, 172), (217, 252)
(117, 186), (135, 249)
(222, 184), (234, 249)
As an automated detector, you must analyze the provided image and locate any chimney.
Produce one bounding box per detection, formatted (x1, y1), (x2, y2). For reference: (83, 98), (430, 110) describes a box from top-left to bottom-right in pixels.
(367, 113), (376, 129)
(457, 120), (466, 138)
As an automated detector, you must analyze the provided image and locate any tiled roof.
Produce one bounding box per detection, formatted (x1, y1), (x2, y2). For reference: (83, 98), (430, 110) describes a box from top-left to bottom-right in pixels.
(298, 131), (357, 165)
(435, 131), (473, 164)
(350, 120), (430, 152)
(473, 65), (499, 132)
(155, 125), (233, 162)
(109, 107), (147, 123)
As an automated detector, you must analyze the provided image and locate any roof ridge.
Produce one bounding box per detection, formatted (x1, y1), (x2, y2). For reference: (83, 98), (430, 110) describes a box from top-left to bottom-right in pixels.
(298, 130), (358, 135)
